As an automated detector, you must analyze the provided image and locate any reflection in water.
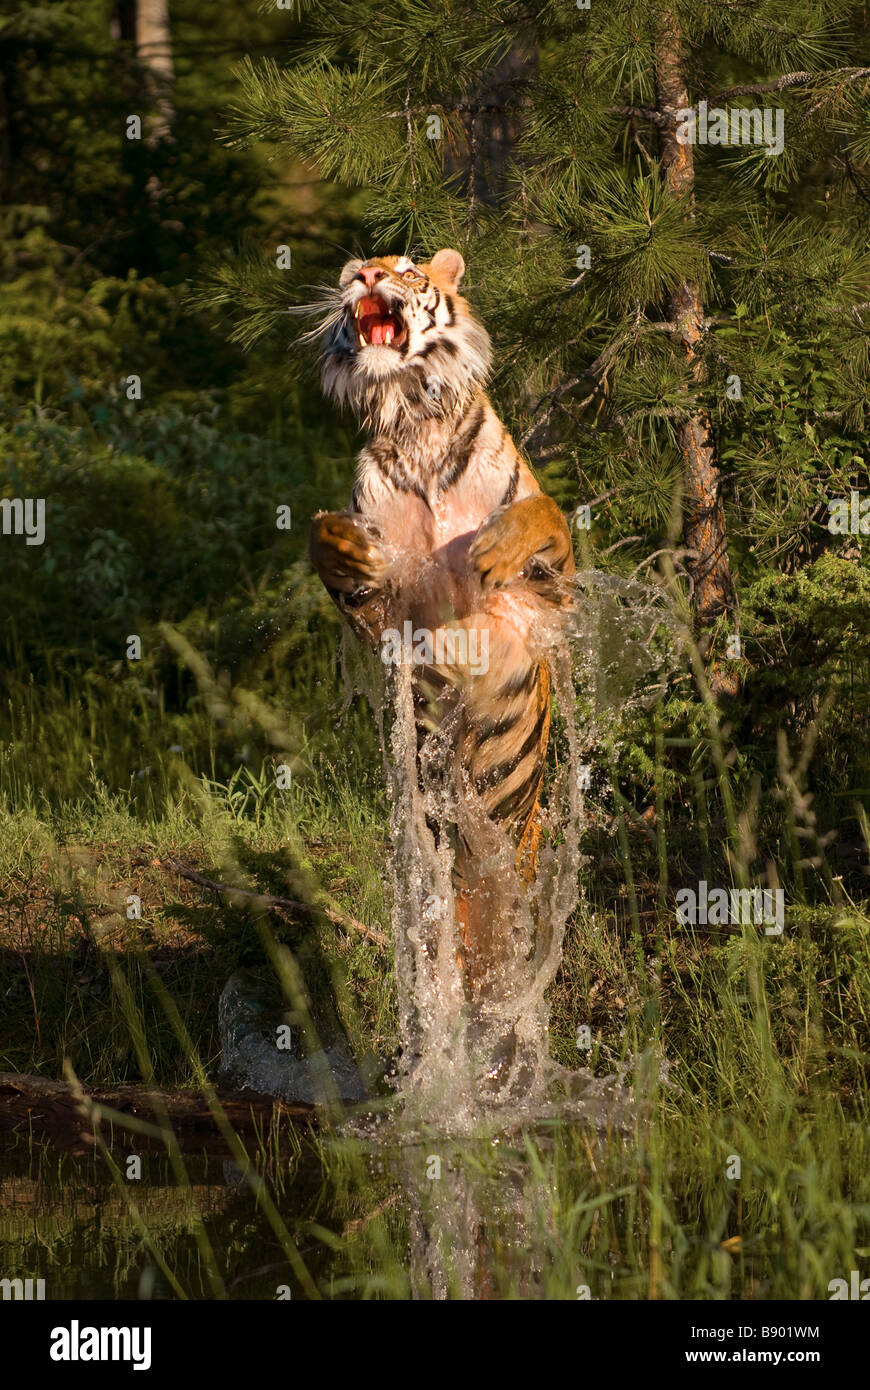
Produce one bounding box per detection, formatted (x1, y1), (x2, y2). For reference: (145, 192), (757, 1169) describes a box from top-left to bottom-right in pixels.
(0, 1113), (627, 1300)
(402, 1142), (535, 1300)
(1, 1096), (841, 1302)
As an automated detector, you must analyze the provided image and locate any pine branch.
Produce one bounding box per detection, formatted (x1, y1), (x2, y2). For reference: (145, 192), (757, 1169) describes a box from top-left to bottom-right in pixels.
(613, 105), (670, 129)
(710, 67), (870, 104)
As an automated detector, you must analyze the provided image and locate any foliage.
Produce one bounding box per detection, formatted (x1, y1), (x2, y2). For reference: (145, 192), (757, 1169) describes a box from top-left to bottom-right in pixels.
(0, 3), (868, 1307)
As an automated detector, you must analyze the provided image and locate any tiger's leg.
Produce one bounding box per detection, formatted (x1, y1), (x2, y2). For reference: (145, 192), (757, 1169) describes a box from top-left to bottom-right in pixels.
(453, 492), (574, 1076)
(469, 493), (576, 592)
(309, 510), (392, 646)
(454, 657), (553, 1001)
(455, 492), (573, 994)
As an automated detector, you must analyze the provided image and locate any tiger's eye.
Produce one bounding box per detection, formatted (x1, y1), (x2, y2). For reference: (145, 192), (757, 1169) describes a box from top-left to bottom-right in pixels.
(402, 268), (420, 281)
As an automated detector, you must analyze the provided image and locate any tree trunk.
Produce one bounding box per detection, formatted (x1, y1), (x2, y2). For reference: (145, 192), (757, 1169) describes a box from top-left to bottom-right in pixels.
(653, 12), (737, 690)
(137, 0), (174, 143)
(114, 0), (175, 143)
(443, 37), (536, 213)
(468, 42), (535, 206)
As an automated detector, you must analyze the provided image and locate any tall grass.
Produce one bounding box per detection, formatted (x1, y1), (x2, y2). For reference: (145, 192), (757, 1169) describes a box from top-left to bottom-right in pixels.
(0, 620), (868, 1299)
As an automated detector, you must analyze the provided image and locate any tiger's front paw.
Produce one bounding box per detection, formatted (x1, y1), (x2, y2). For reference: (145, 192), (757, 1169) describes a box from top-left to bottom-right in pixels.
(469, 506), (533, 590)
(310, 512), (389, 595)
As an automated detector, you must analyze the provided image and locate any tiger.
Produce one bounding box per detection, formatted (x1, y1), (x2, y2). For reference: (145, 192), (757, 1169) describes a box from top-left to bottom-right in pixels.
(309, 247), (575, 1012)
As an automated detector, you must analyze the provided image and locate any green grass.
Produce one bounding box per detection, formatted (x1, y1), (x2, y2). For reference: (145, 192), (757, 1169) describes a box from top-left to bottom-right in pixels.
(0, 647), (868, 1299)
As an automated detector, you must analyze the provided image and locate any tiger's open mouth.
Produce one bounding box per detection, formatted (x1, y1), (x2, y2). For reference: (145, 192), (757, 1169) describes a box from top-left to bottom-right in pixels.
(354, 295), (406, 349)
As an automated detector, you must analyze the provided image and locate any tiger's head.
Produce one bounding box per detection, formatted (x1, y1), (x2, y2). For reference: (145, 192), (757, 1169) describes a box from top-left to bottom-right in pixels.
(317, 249), (492, 433)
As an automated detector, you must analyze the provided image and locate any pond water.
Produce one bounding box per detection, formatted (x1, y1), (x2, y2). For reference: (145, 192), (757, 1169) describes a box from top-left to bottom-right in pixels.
(0, 1114), (635, 1301)
(2, 1081), (845, 1303)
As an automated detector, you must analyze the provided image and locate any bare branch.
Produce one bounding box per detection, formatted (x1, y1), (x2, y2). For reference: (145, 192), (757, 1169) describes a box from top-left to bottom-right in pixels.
(162, 857), (389, 949)
(612, 104), (670, 129)
(711, 66), (870, 104)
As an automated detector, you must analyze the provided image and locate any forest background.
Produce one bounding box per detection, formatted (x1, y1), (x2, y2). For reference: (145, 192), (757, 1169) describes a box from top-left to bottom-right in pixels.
(1, 0), (868, 1093)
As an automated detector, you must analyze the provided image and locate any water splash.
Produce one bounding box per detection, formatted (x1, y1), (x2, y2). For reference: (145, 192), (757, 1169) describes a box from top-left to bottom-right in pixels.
(343, 569), (681, 1129)
(218, 971), (366, 1105)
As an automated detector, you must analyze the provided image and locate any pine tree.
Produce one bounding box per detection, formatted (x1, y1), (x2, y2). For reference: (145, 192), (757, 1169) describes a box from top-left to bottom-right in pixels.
(218, 0), (870, 708)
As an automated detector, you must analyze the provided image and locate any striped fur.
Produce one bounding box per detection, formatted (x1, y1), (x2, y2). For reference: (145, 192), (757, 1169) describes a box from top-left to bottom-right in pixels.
(309, 249), (575, 1001)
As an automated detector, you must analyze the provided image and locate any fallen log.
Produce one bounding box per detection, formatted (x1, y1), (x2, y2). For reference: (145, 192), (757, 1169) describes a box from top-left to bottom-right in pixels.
(0, 1071), (314, 1153)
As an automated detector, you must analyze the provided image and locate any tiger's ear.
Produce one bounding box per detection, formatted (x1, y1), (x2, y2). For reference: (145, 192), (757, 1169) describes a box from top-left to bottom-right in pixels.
(428, 248), (466, 288)
(339, 258), (363, 288)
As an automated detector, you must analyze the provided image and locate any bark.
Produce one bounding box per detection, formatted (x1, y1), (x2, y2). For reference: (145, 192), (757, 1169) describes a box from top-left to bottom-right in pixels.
(137, 0), (175, 143)
(113, 0), (137, 43)
(114, 0), (175, 144)
(0, 1072), (313, 1154)
(444, 39), (536, 210)
(469, 42), (535, 206)
(653, 12), (737, 691)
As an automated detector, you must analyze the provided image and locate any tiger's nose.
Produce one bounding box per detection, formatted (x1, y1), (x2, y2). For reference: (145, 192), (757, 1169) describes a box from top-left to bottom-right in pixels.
(357, 265), (385, 287)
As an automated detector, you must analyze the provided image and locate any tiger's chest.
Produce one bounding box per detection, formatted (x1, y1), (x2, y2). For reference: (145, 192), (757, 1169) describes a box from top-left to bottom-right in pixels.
(359, 452), (513, 625)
